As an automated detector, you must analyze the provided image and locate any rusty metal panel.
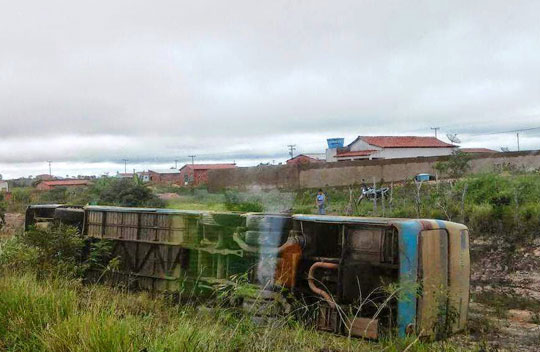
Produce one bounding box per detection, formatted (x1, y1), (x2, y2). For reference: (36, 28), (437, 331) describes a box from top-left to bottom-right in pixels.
(347, 227), (383, 263)
(417, 229), (448, 337)
(448, 227), (470, 332)
(346, 317), (379, 339)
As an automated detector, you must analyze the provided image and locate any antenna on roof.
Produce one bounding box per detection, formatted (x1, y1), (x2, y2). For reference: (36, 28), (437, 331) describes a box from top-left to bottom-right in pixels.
(430, 127), (440, 138)
(446, 133), (461, 144)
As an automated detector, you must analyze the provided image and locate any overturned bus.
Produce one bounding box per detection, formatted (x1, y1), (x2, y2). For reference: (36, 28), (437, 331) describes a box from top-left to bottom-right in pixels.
(25, 204), (470, 340)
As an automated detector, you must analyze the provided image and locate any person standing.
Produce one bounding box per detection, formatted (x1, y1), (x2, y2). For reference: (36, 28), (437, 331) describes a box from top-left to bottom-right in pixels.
(316, 189), (326, 215)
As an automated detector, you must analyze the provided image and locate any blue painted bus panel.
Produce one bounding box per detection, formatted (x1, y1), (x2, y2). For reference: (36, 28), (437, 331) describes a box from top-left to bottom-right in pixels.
(397, 221), (421, 337)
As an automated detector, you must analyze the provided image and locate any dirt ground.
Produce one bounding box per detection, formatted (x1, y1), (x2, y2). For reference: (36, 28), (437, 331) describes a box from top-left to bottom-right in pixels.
(461, 240), (540, 351)
(0, 213), (24, 238)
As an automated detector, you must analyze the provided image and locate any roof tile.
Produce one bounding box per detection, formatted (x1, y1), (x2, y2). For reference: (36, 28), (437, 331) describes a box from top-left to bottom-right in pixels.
(357, 136), (456, 148)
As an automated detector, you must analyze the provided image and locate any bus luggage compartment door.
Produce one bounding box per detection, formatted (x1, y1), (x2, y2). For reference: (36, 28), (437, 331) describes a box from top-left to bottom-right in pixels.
(417, 229), (449, 338)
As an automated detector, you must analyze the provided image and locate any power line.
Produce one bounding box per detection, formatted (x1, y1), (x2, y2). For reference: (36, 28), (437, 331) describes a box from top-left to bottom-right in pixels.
(457, 126), (540, 151)
(188, 155), (196, 165)
(483, 126), (540, 135)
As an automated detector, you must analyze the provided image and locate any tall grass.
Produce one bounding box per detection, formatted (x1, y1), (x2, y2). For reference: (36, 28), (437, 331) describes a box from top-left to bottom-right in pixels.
(0, 273), (472, 352)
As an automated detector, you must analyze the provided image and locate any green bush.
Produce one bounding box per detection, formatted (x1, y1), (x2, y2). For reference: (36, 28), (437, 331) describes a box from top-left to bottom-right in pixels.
(8, 187), (34, 212)
(433, 150), (472, 178)
(224, 191), (264, 212)
(38, 186), (69, 203)
(466, 203), (496, 236)
(90, 178), (164, 207)
(21, 224), (84, 277)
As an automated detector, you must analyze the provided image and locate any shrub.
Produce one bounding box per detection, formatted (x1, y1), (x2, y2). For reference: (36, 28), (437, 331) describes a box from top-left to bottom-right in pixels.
(517, 203), (540, 239)
(0, 224), (117, 280)
(90, 178), (164, 207)
(20, 224), (85, 277)
(0, 236), (39, 272)
(466, 203), (496, 236)
(39, 186), (68, 203)
(8, 187), (34, 212)
(224, 191), (264, 212)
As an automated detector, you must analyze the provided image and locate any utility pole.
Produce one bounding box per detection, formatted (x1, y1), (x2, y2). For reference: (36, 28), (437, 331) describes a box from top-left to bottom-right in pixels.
(47, 161), (52, 176)
(188, 155), (196, 165)
(174, 159), (178, 169)
(287, 144), (296, 159)
(430, 127), (440, 138)
(517, 132), (520, 151)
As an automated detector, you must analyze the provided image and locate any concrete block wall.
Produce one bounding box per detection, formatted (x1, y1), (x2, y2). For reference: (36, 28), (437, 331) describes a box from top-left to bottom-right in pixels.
(207, 150), (540, 191)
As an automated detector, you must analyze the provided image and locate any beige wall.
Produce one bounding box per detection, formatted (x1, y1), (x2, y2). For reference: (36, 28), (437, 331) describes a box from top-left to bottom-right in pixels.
(208, 151), (540, 191)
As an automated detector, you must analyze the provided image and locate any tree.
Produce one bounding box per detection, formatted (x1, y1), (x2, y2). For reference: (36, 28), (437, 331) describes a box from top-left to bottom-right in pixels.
(433, 150), (472, 179)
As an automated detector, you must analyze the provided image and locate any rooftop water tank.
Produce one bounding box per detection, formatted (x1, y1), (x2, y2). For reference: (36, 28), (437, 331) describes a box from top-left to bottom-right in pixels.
(327, 138), (345, 149)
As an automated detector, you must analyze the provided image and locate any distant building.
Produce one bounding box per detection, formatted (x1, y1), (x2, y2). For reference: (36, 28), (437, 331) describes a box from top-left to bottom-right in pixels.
(286, 154), (326, 165)
(326, 136), (457, 162)
(460, 148), (498, 154)
(116, 172), (134, 179)
(136, 171), (151, 183)
(178, 164), (237, 186)
(148, 169), (183, 184)
(0, 180), (8, 192)
(35, 179), (91, 191)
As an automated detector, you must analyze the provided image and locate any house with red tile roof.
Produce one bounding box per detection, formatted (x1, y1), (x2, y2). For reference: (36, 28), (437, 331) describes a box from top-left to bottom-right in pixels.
(326, 136), (458, 162)
(35, 179), (92, 191)
(286, 153), (325, 165)
(148, 169), (183, 184)
(178, 163), (237, 186)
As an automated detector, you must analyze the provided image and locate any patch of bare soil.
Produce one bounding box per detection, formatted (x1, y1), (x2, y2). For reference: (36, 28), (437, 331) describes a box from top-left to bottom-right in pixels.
(465, 239), (540, 351)
(1, 213), (24, 238)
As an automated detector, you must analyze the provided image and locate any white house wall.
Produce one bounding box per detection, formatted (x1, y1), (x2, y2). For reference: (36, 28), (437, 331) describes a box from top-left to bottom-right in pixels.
(375, 147), (455, 159)
(349, 139), (382, 151)
(326, 138), (456, 161)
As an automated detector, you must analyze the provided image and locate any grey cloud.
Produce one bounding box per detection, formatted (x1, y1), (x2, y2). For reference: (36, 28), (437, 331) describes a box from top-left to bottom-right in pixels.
(2, 1), (540, 177)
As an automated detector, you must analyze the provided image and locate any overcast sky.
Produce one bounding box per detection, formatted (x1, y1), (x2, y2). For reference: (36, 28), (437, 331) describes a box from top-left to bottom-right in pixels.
(2, 0), (540, 178)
